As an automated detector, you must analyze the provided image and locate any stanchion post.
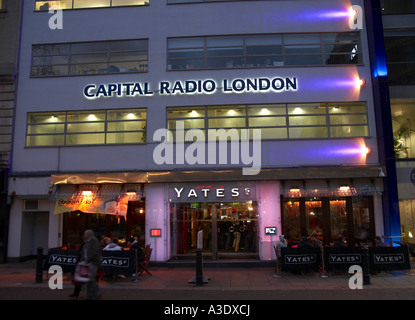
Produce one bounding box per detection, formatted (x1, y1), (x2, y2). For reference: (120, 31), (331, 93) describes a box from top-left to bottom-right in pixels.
(196, 248), (203, 286)
(35, 246), (43, 283)
(320, 246), (328, 278)
(362, 246), (371, 285)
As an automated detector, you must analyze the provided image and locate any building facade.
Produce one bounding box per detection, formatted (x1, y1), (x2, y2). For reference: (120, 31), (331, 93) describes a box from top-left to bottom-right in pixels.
(7, 0), (397, 262)
(382, 0), (415, 245)
(0, 0), (23, 263)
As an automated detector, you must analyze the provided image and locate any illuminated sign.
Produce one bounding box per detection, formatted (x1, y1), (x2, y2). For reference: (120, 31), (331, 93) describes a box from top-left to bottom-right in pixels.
(150, 229), (162, 237)
(169, 183), (256, 202)
(83, 77), (298, 99)
(265, 227), (277, 235)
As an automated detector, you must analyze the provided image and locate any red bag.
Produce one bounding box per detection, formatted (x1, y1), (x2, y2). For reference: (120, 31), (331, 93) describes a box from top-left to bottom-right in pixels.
(73, 262), (91, 283)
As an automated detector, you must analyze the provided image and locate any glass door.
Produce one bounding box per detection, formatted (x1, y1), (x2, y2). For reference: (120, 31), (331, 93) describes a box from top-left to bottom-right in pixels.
(170, 201), (258, 260)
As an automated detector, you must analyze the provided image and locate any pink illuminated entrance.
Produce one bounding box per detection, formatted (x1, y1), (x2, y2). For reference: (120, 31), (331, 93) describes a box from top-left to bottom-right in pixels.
(170, 201), (258, 260)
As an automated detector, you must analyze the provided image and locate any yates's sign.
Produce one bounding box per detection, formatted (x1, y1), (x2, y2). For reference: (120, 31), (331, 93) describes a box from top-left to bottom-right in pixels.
(84, 76), (298, 99)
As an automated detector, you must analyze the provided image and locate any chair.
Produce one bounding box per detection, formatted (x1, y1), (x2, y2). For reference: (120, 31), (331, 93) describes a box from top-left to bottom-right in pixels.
(137, 245), (152, 276)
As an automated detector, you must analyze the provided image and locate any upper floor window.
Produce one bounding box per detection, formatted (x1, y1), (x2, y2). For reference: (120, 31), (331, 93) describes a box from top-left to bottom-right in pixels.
(166, 102), (369, 141)
(26, 108), (147, 147)
(381, 0), (415, 14)
(168, 0), (263, 3)
(31, 39), (148, 77)
(35, 0), (149, 11)
(167, 32), (362, 71)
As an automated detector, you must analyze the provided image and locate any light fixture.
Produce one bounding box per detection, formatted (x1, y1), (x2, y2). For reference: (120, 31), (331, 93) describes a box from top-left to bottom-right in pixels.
(339, 186), (350, 192)
(355, 78), (366, 89)
(409, 231), (413, 239)
(290, 187), (301, 193)
(82, 190), (93, 196)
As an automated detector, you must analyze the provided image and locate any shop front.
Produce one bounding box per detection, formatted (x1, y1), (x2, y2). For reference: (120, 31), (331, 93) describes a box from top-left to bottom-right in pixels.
(54, 183), (145, 249)
(168, 182), (260, 260)
(281, 178), (383, 247)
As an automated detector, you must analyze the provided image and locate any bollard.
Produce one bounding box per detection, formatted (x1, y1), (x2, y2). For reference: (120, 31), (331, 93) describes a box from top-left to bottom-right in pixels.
(35, 247), (44, 283)
(361, 247), (371, 285)
(195, 248), (203, 286)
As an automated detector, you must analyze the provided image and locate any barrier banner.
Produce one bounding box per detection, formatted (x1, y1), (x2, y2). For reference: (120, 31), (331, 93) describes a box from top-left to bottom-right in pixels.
(280, 247), (321, 272)
(43, 249), (136, 274)
(43, 249), (79, 273)
(324, 247), (362, 272)
(101, 250), (136, 274)
(369, 246), (411, 272)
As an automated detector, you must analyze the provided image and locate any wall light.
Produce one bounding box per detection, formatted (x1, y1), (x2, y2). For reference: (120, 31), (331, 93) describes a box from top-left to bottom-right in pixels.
(82, 190), (93, 196)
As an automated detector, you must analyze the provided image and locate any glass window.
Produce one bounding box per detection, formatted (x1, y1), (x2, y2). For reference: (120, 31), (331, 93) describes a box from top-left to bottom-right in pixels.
(26, 108), (147, 147)
(381, 0), (415, 14)
(35, 0), (148, 10)
(168, 32), (361, 71)
(391, 99), (415, 158)
(167, 102), (368, 141)
(31, 39), (148, 77)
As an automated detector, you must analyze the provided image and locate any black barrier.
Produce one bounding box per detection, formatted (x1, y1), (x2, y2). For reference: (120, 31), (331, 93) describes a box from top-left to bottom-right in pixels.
(101, 250), (136, 274)
(43, 249), (79, 273)
(324, 247), (363, 272)
(43, 249), (136, 275)
(280, 247), (321, 273)
(369, 245), (411, 272)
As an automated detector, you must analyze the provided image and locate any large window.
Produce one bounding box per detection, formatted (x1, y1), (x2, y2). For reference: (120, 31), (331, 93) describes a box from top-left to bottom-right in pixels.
(384, 32), (415, 85)
(31, 39), (148, 77)
(26, 108), (147, 147)
(166, 102), (369, 141)
(381, 0), (415, 14)
(391, 99), (415, 158)
(167, 32), (362, 71)
(35, 0), (149, 11)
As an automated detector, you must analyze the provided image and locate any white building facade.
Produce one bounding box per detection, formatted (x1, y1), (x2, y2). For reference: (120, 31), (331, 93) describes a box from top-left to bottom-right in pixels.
(7, 0), (390, 262)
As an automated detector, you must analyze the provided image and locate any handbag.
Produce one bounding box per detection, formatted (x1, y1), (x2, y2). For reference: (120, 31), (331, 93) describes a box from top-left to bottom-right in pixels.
(73, 262), (92, 283)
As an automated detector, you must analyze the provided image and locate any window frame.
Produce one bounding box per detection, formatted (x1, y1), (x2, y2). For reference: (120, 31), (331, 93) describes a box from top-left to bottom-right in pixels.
(30, 39), (149, 78)
(34, 0), (149, 11)
(166, 102), (369, 141)
(26, 108), (147, 147)
(167, 32), (363, 71)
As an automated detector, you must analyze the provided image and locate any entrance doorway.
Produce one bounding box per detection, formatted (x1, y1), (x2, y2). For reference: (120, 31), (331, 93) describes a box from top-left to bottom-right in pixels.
(170, 201), (258, 260)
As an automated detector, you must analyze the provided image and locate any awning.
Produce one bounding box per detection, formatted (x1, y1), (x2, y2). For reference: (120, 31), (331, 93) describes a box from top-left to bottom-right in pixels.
(52, 184), (143, 215)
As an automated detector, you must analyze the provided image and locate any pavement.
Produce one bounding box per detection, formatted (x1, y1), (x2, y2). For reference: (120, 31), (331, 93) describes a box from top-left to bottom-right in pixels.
(1, 260), (415, 301)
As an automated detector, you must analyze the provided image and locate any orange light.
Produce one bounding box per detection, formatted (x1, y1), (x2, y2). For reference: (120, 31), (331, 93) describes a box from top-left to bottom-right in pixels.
(290, 188), (301, 193)
(126, 192), (137, 196)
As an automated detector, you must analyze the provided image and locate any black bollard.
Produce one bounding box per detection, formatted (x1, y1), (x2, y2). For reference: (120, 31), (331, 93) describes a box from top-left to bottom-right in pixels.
(35, 247), (44, 283)
(362, 247), (371, 285)
(195, 248), (203, 286)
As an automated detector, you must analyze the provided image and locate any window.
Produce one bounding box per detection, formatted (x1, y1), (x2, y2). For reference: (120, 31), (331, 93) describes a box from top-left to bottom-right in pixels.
(391, 99), (415, 159)
(381, 0), (415, 14)
(26, 108), (147, 147)
(166, 102), (368, 141)
(384, 32), (415, 85)
(31, 39), (148, 77)
(35, 0), (148, 11)
(167, 32), (362, 71)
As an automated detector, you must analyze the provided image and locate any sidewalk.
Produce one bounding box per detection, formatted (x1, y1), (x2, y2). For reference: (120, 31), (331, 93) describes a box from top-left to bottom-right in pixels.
(1, 261), (415, 300)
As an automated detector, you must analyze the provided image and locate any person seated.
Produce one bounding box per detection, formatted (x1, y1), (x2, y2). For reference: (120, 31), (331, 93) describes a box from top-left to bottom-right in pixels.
(374, 236), (387, 247)
(334, 235), (346, 248)
(297, 236), (312, 248)
(103, 238), (122, 251)
(127, 237), (145, 262)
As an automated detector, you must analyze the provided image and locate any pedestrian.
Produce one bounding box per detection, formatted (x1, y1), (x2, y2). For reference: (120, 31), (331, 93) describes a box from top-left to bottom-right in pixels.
(276, 235), (287, 259)
(81, 229), (102, 300)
